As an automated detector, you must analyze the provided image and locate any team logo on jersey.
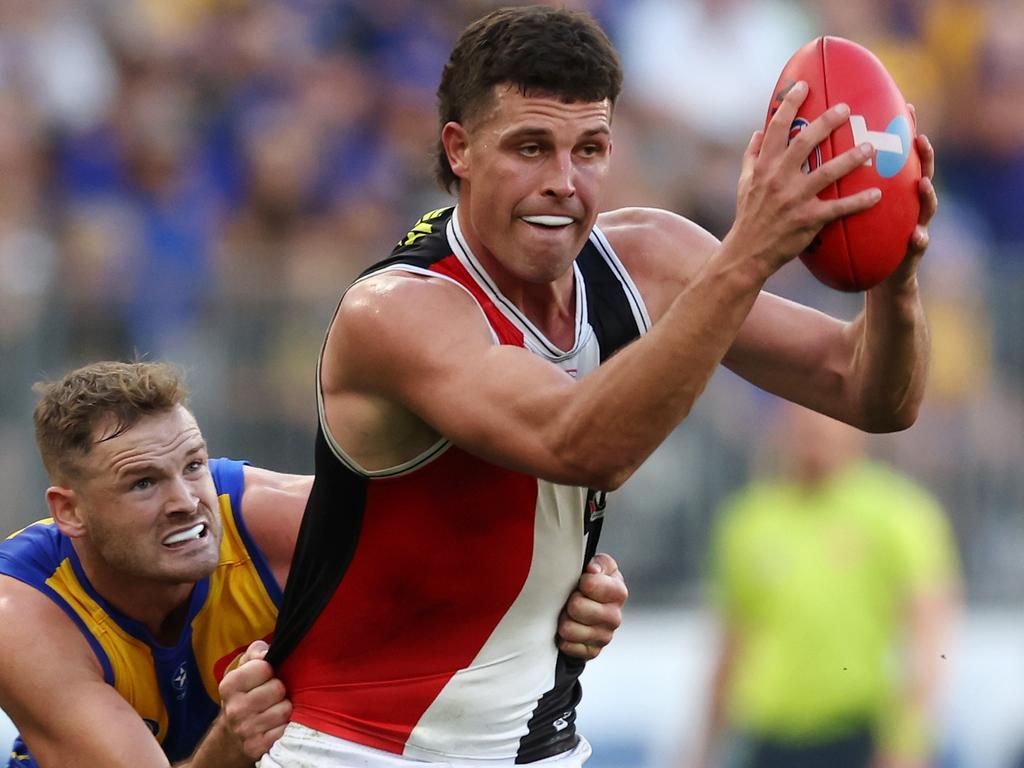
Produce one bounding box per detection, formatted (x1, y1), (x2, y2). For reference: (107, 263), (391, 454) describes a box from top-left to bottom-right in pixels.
(788, 118), (822, 174)
(171, 662), (189, 700)
(850, 114), (911, 178)
(400, 207), (449, 247)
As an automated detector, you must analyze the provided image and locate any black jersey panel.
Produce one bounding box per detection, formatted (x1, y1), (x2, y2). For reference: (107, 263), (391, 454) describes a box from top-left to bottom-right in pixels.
(576, 245), (644, 360)
(265, 427), (369, 666)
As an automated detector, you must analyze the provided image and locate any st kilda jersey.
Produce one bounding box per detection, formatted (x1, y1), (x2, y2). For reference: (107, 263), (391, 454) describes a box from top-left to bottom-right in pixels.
(268, 206), (650, 763)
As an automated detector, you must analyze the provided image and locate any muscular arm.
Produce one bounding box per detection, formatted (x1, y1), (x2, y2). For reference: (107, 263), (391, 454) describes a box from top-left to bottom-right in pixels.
(327, 86), (886, 490)
(238, 465), (312, 590)
(723, 134), (936, 431)
(0, 577), (251, 768)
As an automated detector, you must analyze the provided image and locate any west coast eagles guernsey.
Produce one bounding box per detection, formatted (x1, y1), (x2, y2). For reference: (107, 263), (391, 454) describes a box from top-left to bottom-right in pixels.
(0, 458), (280, 766)
(268, 207), (650, 763)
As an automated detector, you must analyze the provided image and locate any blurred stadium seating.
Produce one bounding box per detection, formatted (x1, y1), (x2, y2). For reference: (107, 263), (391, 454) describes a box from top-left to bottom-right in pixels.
(0, 1), (1021, 765)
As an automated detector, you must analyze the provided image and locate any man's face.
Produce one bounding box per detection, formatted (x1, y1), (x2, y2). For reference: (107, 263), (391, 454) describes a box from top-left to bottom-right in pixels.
(69, 405), (222, 586)
(449, 86), (613, 284)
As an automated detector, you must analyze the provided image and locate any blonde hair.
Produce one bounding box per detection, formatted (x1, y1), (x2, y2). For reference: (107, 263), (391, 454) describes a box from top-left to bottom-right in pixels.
(33, 360), (188, 484)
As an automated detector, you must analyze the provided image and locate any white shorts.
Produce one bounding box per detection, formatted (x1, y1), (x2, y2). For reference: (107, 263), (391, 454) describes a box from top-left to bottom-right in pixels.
(258, 723), (592, 768)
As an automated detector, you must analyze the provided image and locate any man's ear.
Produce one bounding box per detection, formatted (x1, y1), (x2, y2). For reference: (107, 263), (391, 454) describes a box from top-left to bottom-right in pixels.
(441, 122), (471, 181)
(46, 486), (86, 538)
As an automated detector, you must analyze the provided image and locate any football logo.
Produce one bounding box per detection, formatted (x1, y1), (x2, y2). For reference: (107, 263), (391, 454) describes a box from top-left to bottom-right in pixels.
(788, 118), (822, 174)
(850, 114), (912, 178)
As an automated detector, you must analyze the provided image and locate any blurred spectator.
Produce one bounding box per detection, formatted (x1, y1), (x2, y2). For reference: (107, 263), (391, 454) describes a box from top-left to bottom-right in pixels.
(691, 404), (960, 768)
(617, 0), (813, 236)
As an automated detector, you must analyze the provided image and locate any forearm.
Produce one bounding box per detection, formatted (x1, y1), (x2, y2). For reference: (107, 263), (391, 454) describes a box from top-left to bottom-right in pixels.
(556, 246), (767, 489)
(173, 714), (253, 768)
(847, 272), (929, 432)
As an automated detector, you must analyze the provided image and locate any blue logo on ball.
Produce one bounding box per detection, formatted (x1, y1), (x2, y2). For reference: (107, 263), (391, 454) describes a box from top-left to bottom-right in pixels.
(875, 115), (912, 178)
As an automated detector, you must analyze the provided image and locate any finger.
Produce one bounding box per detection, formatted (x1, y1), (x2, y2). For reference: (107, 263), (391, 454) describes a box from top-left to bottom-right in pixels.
(220, 659), (277, 697)
(233, 678), (289, 713)
(917, 175), (937, 225)
(908, 223), (930, 255)
(737, 129), (765, 187)
(783, 102), (851, 170)
(557, 639), (601, 661)
(253, 723), (289, 756)
(815, 186), (883, 222)
(803, 140), (875, 197)
(237, 639), (270, 666)
(558, 616), (614, 647)
(762, 80), (808, 157)
(576, 571), (629, 608)
(745, 129), (765, 161)
(239, 698), (293, 736)
(916, 133), (935, 181)
(907, 102), (918, 132)
(563, 590), (623, 631)
(585, 552), (620, 579)
(242, 716), (291, 762)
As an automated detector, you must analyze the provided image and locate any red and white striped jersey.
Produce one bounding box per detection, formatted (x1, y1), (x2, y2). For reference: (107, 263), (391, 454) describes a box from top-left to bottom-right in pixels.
(269, 206), (650, 763)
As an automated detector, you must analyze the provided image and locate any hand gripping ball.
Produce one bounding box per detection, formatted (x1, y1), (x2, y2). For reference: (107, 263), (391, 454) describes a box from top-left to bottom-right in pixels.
(766, 36), (922, 291)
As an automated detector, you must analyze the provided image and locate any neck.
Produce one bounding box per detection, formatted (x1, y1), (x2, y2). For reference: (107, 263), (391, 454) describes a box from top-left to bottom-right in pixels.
(504, 272), (577, 349)
(74, 543), (196, 644)
(455, 206), (578, 350)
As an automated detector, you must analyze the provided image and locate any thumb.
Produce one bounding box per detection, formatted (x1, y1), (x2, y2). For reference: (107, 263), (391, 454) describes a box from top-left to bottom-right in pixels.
(746, 129), (765, 159)
(238, 639), (270, 665)
(586, 552), (619, 576)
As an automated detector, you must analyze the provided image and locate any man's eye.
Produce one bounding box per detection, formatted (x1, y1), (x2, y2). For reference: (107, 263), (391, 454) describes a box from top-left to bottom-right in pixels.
(133, 479), (153, 491)
(520, 144), (541, 157)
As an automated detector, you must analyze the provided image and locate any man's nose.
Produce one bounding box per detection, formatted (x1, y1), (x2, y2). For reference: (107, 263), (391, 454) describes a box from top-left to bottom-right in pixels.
(164, 476), (200, 515)
(541, 152), (576, 199)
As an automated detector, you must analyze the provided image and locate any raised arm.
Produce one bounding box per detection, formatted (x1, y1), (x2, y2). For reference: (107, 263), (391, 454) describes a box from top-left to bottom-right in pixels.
(0, 577), (251, 768)
(723, 133), (936, 431)
(328, 85), (877, 490)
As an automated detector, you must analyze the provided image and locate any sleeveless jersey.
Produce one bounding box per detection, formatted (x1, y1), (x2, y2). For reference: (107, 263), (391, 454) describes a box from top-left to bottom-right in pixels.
(1, 458), (280, 766)
(268, 206), (650, 763)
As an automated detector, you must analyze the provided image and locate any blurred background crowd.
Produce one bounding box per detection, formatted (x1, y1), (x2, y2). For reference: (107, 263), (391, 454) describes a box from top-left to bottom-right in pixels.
(0, 0), (1021, 764)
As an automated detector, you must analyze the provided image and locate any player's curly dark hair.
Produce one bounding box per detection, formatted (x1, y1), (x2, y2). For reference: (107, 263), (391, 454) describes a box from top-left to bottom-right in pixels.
(435, 5), (623, 192)
(33, 360), (188, 484)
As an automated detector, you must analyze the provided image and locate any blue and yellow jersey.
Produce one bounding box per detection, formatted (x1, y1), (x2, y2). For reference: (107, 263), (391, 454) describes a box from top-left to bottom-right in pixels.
(1, 458), (281, 765)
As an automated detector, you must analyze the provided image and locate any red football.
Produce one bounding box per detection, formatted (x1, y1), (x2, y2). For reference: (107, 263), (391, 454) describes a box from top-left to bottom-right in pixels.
(766, 36), (921, 292)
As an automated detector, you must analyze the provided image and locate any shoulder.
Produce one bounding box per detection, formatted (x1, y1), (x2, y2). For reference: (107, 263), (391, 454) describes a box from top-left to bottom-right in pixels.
(240, 465), (312, 516)
(237, 465), (312, 589)
(342, 269), (484, 321)
(0, 574), (102, 677)
(326, 271), (498, 385)
(0, 520), (64, 584)
(597, 206), (717, 247)
(0, 579), (167, 767)
(596, 207), (721, 315)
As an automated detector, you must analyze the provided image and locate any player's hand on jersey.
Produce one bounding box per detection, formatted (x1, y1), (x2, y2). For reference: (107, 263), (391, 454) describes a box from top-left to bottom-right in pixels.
(729, 80), (879, 275)
(557, 552), (628, 660)
(219, 640), (292, 759)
